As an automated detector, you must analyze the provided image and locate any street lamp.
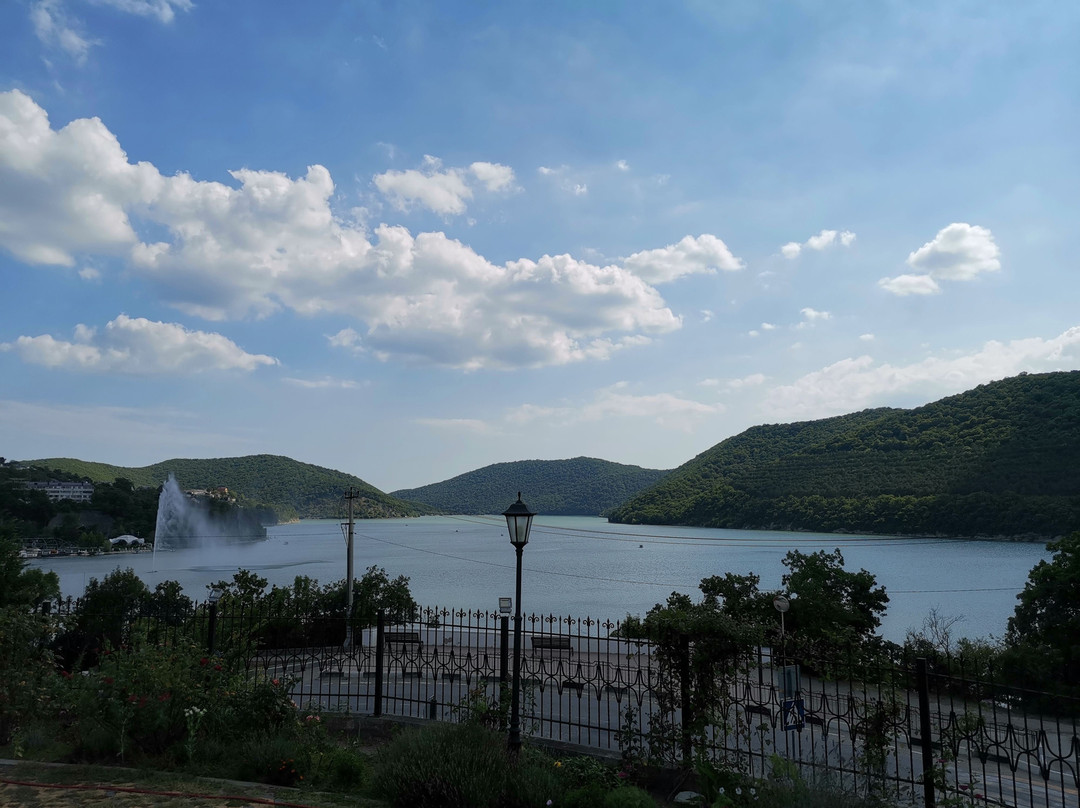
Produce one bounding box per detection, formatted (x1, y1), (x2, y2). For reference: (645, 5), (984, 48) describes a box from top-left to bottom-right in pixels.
(503, 492), (534, 754)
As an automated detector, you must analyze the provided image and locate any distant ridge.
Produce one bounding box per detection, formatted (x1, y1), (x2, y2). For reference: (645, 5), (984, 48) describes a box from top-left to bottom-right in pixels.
(22, 454), (430, 520)
(609, 371), (1080, 539)
(391, 456), (669, 515)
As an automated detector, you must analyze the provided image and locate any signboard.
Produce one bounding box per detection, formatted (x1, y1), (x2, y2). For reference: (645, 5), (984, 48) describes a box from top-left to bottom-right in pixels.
(781, 664), (800, 700)
(782, 697), (805, 731)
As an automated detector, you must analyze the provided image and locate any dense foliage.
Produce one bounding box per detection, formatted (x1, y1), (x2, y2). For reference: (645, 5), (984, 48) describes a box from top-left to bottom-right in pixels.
(391, 456), (668, 515)
(610, 371), (1080, 538)
(19, 454), (431, 519)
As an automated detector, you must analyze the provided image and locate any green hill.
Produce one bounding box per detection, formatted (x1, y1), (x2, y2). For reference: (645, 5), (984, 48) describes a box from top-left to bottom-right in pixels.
(391, 456), (669, 515)
(609, 371), (1080, 539)
(21, 454), (430, 520)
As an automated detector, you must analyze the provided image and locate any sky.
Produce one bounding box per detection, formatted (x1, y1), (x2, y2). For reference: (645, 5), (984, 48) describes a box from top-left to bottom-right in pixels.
(1, 1), (1078, 493)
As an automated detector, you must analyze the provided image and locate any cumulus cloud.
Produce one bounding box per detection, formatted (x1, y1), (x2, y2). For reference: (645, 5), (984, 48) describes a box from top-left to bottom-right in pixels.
(30, 0), (95, 63)
(761, 322), (777, 331)
(372, 155), (515, 215)
(859, 333), (875, 341)
(623, 234), (743, 284)
(3, 314), (279, 373)
(0, 91), (726, 370)
(616, 160), (630, 171)
(763, 326), (1080, 419)
(799, 308), (832, 326)
(880, 223), (1000, 295)
(468, 161), (516, 192)
(781, 229), (856, 259)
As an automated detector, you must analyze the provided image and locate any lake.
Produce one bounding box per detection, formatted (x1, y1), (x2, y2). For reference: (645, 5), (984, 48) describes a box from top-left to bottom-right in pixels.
(30, 515), (1053, 643)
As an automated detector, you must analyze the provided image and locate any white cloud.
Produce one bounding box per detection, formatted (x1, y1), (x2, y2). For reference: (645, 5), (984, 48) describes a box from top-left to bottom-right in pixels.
(78, 267), (101, 281)
(764, 326), (1080, 419)
(615, 160), (630, 171)
(700, 309), (713, 322)
(373, 155), (515, 215)
(4, 314), (278, 373)
(0, 399), (259, 460)
(761, 322), (776, 330)
(800, 307), (832, 324)
(878, 273), (941, 296)
(907, 223), (1000, 280)
(468, 161), (515, 192)
(0, 91), (717, 371)
(623, 234), (743, 283)
(93, 0), (194, 23)
(506, 386), (723, 431)
(727, 373), (766, 390)
(328, 328), (363, 351)
(859, 333), (875, 341)
(416, 417), (497, 434)
(748, 330), (760, 337)
(781, 229), (856, 259)
(537, 166), (556, 176)
(30, 0), (95, 64)
(881, 223), (1000, 296)
(572, 183), (588, 196)
(283, 376), (361, 389)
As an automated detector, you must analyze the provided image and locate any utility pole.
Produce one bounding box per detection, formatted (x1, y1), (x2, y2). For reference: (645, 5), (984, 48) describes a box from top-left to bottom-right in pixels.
(343, 488), (358, 649)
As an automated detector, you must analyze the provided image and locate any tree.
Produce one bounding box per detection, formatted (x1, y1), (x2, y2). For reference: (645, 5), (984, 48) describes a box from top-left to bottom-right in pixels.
(781, 548), (889, 648)
(0, 536), (60, 608)
(1004, 532), (1080, 695)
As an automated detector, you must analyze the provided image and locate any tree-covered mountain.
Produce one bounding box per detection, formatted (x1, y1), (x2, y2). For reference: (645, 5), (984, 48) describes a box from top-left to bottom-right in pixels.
(391, 457), (669, 515)
(609, 371), (1080, 539)
(19, 455), (431, 520)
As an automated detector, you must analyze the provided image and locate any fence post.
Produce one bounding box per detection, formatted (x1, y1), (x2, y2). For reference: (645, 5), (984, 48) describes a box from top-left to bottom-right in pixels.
(206, 600), (218, 656)
(500, 615), (509, 684)
(374, 609), (385, 718)
(916, 657), (936, 808)
(679, 632), (693, 764)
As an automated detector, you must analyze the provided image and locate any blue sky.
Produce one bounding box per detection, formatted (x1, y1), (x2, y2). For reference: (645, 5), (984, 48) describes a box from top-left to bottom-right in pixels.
(1, 0), (1077, 492)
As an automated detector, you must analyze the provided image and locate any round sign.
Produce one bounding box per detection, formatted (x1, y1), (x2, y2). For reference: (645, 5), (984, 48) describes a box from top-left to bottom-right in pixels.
(773, 595), (790, 613)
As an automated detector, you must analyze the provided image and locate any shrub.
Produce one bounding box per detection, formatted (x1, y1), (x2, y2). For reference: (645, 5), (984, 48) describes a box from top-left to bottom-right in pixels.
(371, 722), (562, 808)
(603, 785), (656, 808)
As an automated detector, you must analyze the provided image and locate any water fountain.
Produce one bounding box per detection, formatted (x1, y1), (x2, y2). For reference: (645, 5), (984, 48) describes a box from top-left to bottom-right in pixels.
(152, 474), (266, 570)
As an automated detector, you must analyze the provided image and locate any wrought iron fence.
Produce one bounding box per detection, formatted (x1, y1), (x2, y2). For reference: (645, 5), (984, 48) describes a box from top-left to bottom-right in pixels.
(42, 599), (1080, 808)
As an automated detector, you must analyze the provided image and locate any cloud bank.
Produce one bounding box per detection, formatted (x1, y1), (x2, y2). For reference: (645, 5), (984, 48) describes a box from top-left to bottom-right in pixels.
(0, 91), (744, 370)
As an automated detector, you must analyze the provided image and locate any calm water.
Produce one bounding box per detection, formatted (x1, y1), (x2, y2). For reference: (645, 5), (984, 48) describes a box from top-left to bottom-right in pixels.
(30, 516), (1052, 643)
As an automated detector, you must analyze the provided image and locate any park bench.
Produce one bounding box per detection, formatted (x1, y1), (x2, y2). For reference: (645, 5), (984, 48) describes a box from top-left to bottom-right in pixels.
(384, 630), (423, 650)
(530, 635), (573, 657)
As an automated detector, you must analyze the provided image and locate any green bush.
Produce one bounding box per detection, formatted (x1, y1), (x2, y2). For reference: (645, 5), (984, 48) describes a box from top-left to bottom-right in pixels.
(603, 785), (656, 808)
(371, 722), (562, 808)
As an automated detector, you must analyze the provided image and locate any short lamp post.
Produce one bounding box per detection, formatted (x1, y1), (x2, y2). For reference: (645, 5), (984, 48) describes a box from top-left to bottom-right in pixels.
(503, 492), (535, 754)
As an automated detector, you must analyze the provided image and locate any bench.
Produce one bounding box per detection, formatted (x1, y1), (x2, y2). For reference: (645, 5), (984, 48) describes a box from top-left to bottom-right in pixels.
(530, 635), (573, 657)
(384, 631), (423, 649)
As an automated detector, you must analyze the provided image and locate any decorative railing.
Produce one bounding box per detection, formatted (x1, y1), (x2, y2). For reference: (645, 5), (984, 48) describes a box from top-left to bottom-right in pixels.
(42, 599), (1079, 808)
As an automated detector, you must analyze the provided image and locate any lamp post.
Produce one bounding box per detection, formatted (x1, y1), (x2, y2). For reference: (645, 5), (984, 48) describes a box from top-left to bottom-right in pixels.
(503, 492), (534, 754)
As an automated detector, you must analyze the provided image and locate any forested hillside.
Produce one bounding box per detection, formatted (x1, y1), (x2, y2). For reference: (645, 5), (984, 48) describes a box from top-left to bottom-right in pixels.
(609, 371), (1080, 538)
(22, 455), (430, 520)
(391, 456), (668, 515)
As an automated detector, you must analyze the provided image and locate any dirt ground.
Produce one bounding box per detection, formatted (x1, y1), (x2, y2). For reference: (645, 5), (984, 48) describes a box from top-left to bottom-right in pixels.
(0, 762), (379, 808)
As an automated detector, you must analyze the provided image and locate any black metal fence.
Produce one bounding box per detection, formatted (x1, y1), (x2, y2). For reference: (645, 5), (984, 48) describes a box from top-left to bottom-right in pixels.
(47, 600), (1080, 808)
